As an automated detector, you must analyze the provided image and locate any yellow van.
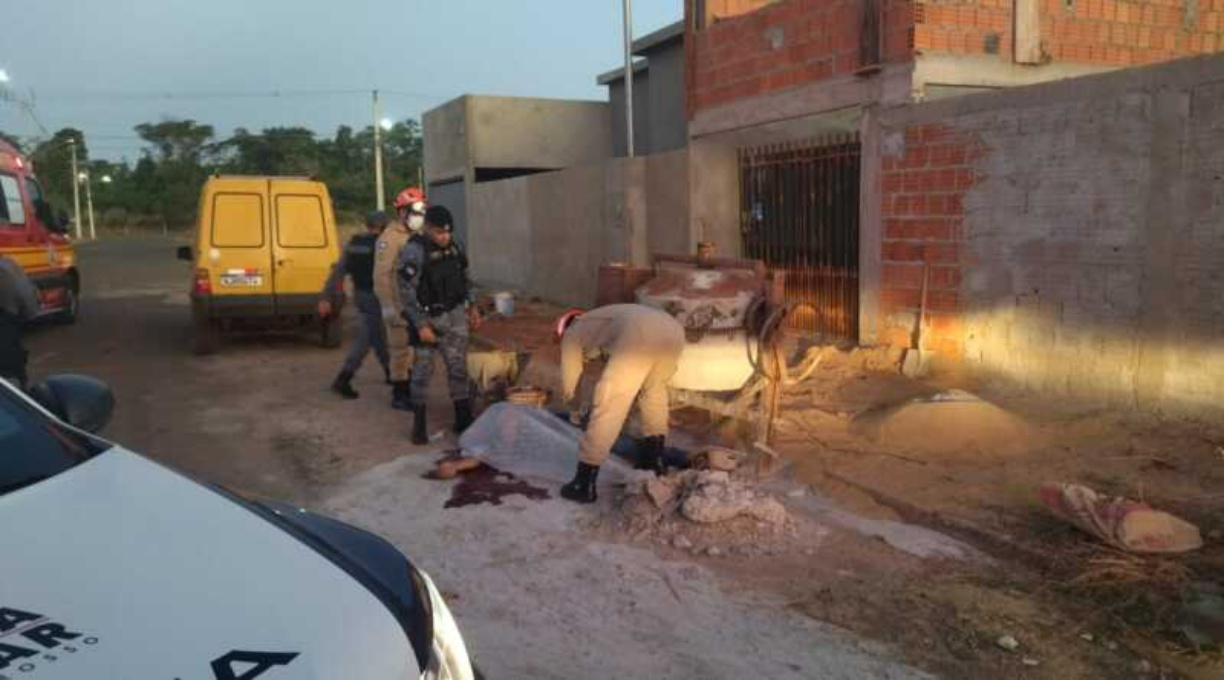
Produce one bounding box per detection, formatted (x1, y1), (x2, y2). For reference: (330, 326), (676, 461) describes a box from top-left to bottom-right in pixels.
(177, 176), (342, 354)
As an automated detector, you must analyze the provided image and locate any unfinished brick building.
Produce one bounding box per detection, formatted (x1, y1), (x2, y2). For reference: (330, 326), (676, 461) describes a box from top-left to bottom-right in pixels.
(684, 0), (1224, 413)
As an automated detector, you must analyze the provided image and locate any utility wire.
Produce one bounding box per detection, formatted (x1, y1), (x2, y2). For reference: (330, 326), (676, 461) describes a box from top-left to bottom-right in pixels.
(35, 88), (447, 102)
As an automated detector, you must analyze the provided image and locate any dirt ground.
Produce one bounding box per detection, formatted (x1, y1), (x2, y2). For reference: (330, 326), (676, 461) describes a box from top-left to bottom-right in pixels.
(27, 236), (1221, 679)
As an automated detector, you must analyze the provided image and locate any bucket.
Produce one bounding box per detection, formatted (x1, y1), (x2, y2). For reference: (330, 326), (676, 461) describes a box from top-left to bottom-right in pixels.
(493, 291), (515, 317)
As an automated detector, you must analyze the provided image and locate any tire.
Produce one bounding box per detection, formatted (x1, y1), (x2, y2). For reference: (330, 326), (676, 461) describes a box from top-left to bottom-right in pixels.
(56, 279), (80, 325)
(320, 314), (343, 349)
(192, 311), (220, 355)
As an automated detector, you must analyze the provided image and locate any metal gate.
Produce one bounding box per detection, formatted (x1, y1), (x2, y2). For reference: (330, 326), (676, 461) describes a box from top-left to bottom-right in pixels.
(740, 133), (861, 341)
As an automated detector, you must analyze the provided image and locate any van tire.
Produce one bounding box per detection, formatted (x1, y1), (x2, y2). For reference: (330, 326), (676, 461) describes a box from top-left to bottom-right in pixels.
(193, 312), (220, 355)
(56, 282), (80, 325)
(320, 314), (343, 349)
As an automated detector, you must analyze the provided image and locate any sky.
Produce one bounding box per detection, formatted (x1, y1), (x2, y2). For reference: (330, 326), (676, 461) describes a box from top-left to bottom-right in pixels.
(0, 0), (682, 161)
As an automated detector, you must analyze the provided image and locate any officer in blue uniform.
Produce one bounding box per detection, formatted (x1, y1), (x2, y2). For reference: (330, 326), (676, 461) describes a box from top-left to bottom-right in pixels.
(397, 205), (482, 444)
(320, 211), (392, 399)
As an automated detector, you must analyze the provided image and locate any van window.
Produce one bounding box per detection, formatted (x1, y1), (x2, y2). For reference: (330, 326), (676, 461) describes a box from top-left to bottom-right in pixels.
(275, 194), (328, 248)
(24, 177), (53, 226)
(0, 174), (25, 226)
(211, 193), (264, 248)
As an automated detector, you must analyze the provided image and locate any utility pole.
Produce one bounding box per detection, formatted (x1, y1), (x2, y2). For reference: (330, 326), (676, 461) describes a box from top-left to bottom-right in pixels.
(373, 89), (386, 210)
(622, 0), (635, 158)
(82, 172), (96, 240)
(68, 139), (82, 240)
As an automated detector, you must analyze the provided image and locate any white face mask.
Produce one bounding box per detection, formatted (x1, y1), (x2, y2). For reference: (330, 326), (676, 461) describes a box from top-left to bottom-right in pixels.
(407, 214), (425, 231)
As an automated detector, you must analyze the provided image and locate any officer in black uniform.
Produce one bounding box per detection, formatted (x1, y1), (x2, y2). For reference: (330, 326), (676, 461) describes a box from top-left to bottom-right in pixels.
(320, 210), (392, 399)
(397, 205), (482, 444)
(0, 256), (39, 389)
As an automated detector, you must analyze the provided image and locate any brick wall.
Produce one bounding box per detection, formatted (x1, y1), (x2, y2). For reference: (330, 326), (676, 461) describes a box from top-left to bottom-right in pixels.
(913, 0), (1224, 66)
(874, 56), (1224, 414)
(879, 124), (985, 355)
(688, 0), (916, 117)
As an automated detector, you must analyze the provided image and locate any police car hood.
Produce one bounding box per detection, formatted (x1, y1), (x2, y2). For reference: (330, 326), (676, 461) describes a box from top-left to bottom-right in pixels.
(0, 448), (419, 680)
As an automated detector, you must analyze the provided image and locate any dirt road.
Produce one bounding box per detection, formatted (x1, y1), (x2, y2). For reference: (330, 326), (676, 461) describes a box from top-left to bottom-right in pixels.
(26, 236), (932, 679)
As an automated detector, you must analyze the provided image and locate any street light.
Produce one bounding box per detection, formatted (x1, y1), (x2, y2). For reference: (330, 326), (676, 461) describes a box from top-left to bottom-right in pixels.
(379, 117), (394, 132)
(0, 69), (10, 85)
(100, 175), (112, 184)
(78, 171), (96, 241)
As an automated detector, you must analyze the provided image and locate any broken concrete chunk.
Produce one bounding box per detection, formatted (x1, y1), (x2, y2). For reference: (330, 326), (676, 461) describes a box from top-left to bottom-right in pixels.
(672, 535), (693, 550)
(646, 477), (678, 509)
(747, 497), (789, 526)
(996, 635), (1020, 652)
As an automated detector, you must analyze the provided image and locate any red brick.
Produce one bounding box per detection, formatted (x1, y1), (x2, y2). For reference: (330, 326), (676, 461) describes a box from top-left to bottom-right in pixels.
(926, 242), (959, 263)
(930, 267), (962, 290)
(910, 194), (929, 215)
(954, 168), (975, 190)
(901, 145), (930, 169)
(883, 172), (905, 193)
(928, 144), (968, 167)
(881, 288), (922, 309)
(883, 263), (926, 288)
(882, 241), (927, 262)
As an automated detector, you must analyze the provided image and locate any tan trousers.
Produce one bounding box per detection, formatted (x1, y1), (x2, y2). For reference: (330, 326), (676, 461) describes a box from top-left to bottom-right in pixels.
(579, 341), (681, 466)
(384, 321), (414, 381)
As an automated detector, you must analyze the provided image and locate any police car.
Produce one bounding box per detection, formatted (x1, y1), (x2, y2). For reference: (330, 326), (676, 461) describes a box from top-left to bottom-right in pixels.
(0, 375), (476, 680)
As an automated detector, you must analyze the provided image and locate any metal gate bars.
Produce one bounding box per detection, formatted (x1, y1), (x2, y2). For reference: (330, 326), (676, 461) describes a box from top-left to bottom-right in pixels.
(739, 133), (861, 342)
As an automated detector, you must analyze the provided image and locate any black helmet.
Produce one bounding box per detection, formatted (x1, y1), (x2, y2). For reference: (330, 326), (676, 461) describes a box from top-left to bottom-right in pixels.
(365, 210), (390, 228)
(424, 205), (454, 233)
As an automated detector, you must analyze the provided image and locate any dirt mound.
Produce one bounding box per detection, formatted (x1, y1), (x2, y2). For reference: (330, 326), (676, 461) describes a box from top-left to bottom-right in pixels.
(852, 390), (1040, 461)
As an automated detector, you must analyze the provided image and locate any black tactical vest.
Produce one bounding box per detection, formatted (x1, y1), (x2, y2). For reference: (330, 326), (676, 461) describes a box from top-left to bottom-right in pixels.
(411, 234), (469, 314)
(345, 233), (378, 292)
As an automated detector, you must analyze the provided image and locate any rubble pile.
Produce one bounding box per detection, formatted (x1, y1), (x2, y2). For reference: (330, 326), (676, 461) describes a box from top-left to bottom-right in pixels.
(616, 453), (808, 558)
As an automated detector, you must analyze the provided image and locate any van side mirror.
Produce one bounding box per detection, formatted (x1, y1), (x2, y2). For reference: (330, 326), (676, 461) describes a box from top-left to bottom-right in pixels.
(177, 245), (193, 261)
(27, 374), (115, 433)
(52, 209), (71, 233)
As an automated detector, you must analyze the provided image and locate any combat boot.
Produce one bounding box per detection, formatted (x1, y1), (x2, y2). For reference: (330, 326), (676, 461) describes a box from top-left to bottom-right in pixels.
(331, 370), (359, 400)
(560, 462), (600, 504)
(453, 399), (474, 434)
(411, 404), (429, 445)
(391, 381), (412, 411)
(635, 435), (666, 475)
(383, 365), (392, 385)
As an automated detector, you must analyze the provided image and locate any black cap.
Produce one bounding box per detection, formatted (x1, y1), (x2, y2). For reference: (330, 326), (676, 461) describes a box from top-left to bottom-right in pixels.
(424, 205), (454, 233)
(365, 210), (390, 228)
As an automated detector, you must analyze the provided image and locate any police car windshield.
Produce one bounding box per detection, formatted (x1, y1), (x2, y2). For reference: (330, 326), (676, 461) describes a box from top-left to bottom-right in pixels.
(0, 387), (103, 496)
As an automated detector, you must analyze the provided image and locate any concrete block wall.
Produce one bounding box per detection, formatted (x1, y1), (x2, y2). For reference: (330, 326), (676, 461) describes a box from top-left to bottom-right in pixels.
(687, 0), (916, 116)
(914, 0), (1224, 66)
(466, 151), (693, 308)
(872, 55), (1224, 415)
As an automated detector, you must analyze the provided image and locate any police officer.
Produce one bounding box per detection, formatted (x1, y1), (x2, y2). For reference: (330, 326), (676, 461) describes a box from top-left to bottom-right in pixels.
(0, 256), (39, 389)
(398, 205), (482, 444)
(320, 210), (393, 399)
(374, 187), (428, 410)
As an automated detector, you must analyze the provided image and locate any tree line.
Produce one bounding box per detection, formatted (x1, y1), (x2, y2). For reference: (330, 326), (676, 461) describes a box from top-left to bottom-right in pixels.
(1, 119), (422, 230)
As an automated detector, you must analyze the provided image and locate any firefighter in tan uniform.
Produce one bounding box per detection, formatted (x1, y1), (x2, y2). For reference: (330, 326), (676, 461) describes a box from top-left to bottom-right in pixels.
(556, 304), (686, 503)
(375, 187), (428, 410)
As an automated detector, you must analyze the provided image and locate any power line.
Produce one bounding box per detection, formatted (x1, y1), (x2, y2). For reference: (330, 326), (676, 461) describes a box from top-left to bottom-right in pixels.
(34, 88), (448, 102)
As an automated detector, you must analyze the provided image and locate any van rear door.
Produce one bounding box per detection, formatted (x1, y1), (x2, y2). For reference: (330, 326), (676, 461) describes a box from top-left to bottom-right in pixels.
(205, 180), (275, 311)
(270, 180), (334, 315)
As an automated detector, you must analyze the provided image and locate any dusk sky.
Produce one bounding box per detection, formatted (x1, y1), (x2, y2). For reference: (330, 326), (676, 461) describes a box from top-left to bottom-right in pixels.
(0, 0), (682, 161)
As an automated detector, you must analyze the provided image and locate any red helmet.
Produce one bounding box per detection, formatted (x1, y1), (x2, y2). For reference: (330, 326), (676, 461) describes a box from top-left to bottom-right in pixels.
(393, 187), (427, 212)
(554, 309), (585, 341)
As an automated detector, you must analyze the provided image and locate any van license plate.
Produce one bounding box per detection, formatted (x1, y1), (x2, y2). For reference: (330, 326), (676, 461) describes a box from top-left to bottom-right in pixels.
(220, 275), (263, 287)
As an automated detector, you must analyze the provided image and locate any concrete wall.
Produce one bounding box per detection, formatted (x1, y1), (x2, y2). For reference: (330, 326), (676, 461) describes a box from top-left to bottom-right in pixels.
(424, 96), (614, 184)
(423, 98), (469, 183)
(466, 151), (693, 307)
(609, 70), (654, 157)
(869, 54), (1224, 415)
(643, 43), (690, 154)
(466, 96), (613, 171)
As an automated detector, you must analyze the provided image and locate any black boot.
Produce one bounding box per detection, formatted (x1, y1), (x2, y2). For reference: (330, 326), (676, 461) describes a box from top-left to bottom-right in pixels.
(383, 366), (392, 385)
(635, 435), (665, 474)
(391, 381), (412, 411)
(411, 404), (429, 445)
(331, 370), (359, 399)
(560, 462), (600, 504)
(453, 399), (474, 434)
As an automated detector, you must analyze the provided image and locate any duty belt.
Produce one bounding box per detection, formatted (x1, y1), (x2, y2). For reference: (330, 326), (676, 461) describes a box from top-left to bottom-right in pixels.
(424, 302), (461, 317)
